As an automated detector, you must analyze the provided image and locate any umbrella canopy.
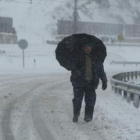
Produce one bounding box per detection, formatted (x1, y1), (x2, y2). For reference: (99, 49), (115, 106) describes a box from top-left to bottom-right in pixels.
(55, 33), (107, 70)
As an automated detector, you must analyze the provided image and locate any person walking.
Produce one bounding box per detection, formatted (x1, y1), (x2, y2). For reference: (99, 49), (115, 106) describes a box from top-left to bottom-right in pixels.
(55, 33), (107, 123)
(70, 45), (107, 122)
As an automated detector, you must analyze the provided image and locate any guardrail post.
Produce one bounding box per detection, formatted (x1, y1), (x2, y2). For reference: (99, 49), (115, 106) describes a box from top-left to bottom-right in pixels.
(122, 73), (125, 81)
(134, 71), (136, 79)
(133, 72), (135, 79)
(125, 73), (128, 81)
(121, 73), (125, 81)
(137, 71), (138, 78)
(133, 94), (140, 108)
(137, 71), (139, 76)
(127, 72), (130, 81)
(137, 71), (139, 78)
(119, 89), (122, 95)
(134, 72), (136, 79)
(127, 92), (131, 103)
(131, 72), (134, 80)
(121, 73), (123, 81)
(121, 90), (124, 98)
(135, 71), (138, 79)
(122, 90), (127, 100)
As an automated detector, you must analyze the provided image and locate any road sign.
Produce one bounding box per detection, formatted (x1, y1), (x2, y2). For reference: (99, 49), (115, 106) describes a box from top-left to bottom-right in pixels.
(18, 39), (28, 50)
(18, 39), (28, 68)
(118, 34), (124, 42)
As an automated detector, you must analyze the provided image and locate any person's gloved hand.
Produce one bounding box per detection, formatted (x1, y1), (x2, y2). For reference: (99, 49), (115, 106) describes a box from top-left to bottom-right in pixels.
(102, 81), (107, 90)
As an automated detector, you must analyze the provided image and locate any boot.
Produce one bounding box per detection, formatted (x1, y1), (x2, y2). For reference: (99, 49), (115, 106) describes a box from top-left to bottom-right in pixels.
(84, 115), (92, 122)
(72, 99), (81, 123)
(73, 114), (79, 122)
(84, 106), (94, 122)
(73, 108), (80, 122)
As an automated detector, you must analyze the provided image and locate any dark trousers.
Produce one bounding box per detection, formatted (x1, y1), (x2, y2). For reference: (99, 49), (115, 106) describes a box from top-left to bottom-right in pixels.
(72, 85), (96, 119)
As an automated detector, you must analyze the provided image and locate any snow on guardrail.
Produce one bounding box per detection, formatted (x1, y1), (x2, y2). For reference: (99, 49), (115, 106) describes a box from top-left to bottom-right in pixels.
(111, 71), (140, 108)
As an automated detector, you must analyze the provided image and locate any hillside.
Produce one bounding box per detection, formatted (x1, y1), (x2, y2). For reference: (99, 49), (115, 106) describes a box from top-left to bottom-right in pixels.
(0, 0), (140, 43)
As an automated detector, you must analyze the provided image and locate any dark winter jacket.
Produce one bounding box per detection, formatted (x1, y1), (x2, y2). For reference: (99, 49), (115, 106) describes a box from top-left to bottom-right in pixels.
(68, 53), (107, 89)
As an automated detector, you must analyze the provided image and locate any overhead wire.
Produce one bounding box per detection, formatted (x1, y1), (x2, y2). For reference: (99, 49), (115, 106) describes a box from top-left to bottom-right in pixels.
(0, 0), (93, 4)
(77, 0), (96, 10)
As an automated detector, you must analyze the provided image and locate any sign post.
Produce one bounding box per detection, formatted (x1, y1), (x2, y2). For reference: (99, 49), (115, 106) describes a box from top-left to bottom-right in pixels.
(18, 39), (28, 68)
(118, 34), (124, 48)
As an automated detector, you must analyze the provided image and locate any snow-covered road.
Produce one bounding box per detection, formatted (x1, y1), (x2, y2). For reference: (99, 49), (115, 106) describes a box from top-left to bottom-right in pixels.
(0, 74), (62, 139)
(1, 44), (140, 140)
(0, 74), (104, 140)
(0, 73), (140, 140)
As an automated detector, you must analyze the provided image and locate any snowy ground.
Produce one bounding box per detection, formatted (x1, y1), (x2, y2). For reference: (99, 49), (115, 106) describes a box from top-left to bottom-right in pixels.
(1, 0), (140, 139)
(0, 44), (140, 140)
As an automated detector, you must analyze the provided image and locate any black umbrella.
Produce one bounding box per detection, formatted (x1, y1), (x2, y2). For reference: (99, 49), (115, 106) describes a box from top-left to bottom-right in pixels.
(55, 33), (107, 70)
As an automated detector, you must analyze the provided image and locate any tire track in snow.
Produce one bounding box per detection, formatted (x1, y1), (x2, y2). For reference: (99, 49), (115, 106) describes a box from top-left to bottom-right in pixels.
(31, 81), (67, 140)
(0, 75), (49, 91)
(31, 97), (55, 140)
(2, 103), (15, 140)
(1, 83), (46, 140)
(1, 75), (68, 140)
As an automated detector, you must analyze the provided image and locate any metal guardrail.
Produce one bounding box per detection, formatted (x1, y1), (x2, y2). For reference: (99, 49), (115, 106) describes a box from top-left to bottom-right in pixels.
(111, 71), (140, 108)
(111, 61), (140, 66)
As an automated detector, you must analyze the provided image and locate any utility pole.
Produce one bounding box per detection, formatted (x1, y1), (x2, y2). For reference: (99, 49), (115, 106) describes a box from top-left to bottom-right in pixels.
(73, 0), (78, 34)
(73, 0), (96, 34)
